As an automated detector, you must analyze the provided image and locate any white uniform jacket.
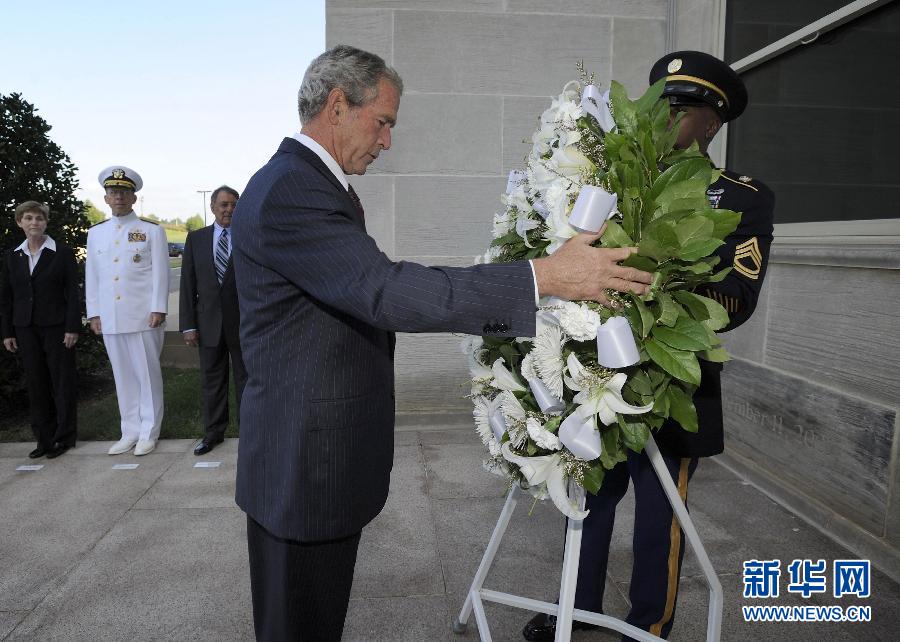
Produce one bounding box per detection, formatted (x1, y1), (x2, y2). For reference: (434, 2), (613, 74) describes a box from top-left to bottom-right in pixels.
(86, 212), (169, 334)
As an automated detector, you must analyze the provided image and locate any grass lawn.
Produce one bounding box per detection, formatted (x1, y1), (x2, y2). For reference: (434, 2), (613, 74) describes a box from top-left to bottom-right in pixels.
(0, 367), (238, 443)
(164, 228), (188, 243)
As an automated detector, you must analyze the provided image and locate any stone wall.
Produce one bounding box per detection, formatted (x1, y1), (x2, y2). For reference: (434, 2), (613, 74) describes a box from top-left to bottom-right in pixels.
(326, 0), (668, 419)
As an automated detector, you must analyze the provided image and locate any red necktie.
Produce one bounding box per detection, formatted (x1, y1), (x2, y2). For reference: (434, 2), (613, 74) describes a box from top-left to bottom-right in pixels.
(347, 184), (365, 221)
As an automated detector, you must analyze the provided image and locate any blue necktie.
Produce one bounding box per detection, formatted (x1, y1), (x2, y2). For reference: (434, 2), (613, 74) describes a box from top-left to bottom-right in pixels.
(215, 228), (229, 284)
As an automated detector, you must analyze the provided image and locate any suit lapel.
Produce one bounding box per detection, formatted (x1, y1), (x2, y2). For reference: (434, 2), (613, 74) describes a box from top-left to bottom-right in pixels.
(30, 247), (55, 279)
(275, 137), (365, 230)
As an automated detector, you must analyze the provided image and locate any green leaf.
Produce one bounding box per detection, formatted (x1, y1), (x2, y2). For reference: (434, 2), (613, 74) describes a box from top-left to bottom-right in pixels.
(706, 266), (732, 283)
(655, 291), (680, 327)
(622, 254), (657, 272)
(634, 78), (666, 115)
(582, 464), (605, 494)
(618, 415), (651, 452)
(499, 343), (520, 369)
(601, 220), (634, 247)
(700, 208), (741, 239)
(700, 346), (731, 362)
(652, 316), (712, 351)
(544, 415), (562, 434)
(671, 291), (728, 331)
(625, 369), (654, 396)
(673, 214), (713, 245)
(638, 223), (679, 261)
(667, 385), (698, 432)
(631, 296), (654, 338)
(644, 339), (701, 385)
(609, 81), (637, 133)
(680, 238), (724, 262)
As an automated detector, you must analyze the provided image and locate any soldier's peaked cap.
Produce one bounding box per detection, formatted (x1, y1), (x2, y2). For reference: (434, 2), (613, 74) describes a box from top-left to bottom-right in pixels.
(649, 50), (748, 122)
(98, 165), (143, 192)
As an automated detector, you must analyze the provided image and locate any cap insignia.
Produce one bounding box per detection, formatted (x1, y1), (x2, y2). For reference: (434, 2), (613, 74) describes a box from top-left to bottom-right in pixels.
(667, 58), (683, 73)
(112, 168), (126, 180)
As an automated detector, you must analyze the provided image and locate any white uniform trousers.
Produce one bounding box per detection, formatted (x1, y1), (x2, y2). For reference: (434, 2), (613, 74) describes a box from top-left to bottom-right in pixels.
(103, 329), (165, 441)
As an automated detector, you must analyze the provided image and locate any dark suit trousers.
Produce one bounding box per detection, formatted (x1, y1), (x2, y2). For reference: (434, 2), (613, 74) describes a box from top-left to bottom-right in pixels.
(247, 516), (360, 642)
(198, 328), (247, 442)
(15, 323), (77, 449)
(574, 450), (698, 641)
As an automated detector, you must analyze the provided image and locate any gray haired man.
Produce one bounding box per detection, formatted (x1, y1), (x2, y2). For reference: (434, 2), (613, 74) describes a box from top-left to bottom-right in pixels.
(232, 45), (653, 641)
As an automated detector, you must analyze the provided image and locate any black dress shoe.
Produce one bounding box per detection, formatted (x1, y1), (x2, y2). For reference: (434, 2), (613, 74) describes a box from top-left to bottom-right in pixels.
(193, 439), (222, 456)
(46, 443), (72, 459)
(28, 447), (47, 459)
(522, 612), (599, 641)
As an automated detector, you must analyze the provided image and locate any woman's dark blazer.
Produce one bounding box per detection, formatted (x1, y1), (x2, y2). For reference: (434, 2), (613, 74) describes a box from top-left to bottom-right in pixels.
(0, 241), (81, 339)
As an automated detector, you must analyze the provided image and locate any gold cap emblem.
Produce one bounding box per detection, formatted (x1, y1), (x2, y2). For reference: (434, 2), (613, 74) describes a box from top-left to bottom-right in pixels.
(112, 168), (126, 179)
(667, 58), (683, 73)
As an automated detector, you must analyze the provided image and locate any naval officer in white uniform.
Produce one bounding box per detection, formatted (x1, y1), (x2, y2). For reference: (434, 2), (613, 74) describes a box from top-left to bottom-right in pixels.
(86, 166), (169, 456)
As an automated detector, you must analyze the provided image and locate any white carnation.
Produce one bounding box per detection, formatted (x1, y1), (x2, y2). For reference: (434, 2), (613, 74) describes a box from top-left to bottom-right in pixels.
(557, 302), (602, 342)
(520, 351), (538, 382)
(526, 417), (562, 451)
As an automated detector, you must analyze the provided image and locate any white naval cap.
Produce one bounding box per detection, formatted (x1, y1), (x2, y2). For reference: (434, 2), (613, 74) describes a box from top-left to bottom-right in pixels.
(98, 165), (143, 192)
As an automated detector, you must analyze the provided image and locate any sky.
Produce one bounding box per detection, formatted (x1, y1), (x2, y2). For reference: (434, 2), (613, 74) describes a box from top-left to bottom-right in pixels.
(1, 0), (325, 224)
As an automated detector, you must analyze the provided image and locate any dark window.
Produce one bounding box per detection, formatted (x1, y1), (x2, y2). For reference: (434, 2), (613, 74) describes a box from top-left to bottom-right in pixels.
(725, 0), (900, 223)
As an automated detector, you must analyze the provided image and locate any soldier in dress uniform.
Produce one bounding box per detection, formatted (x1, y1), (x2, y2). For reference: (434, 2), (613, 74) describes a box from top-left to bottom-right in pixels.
(86, 166), (169, 456)
(523, 51), (775, 641)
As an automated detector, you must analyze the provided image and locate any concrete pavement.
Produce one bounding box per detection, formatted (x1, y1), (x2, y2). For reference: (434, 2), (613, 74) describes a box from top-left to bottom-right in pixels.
(1, 430), (898, 641)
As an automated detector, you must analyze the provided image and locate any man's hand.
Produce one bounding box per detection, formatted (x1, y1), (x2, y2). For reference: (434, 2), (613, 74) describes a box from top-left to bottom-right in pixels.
(89, 317), (102, 335)
(149, 312), (167, 328)
(2, 338), (17, 353)
(183, 330), (199, 347)
(532, 229), (653, 306)
(63, 333), (78, 349)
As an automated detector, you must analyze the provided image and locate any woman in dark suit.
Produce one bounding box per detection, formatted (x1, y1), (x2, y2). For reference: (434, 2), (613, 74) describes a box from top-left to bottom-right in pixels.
(0, 201), (80, 458)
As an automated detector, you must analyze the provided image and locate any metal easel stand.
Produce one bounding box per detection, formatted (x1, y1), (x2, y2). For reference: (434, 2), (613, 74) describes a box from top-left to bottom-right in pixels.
(452, 435), (723, 642)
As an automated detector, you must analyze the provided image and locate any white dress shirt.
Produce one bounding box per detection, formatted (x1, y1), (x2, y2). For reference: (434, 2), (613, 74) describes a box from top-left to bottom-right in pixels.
(16, 235), (56, 274)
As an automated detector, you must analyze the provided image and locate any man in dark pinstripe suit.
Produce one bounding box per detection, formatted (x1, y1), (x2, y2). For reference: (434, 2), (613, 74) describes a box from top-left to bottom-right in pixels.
(232, 45), (654, 641)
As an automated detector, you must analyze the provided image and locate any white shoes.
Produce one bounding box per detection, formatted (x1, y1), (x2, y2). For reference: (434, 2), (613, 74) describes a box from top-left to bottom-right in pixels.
(134, 439), (156, 456)
(108, 438), (138, 455)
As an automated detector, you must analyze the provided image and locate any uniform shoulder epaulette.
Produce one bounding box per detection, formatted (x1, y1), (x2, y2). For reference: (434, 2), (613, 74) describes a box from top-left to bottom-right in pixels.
(138, 217), (160, 225)
(718, 169), (761, 192)
(90, 218), (111, 228)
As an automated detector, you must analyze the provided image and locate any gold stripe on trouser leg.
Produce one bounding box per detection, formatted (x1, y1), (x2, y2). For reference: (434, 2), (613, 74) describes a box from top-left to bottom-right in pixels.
(649, 458), (691, 637)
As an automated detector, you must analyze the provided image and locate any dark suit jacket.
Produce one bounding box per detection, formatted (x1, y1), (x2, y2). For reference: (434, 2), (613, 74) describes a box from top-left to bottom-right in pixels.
(655, 169), (775, 458)
(232, 137), (536, 542)
(179, 225), (240, 348)
(0, 241), (80, 338)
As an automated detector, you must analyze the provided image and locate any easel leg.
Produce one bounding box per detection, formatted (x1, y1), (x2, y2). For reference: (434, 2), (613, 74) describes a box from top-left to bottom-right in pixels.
(555, 483), (586, 642)
(453, 486), (520, 635)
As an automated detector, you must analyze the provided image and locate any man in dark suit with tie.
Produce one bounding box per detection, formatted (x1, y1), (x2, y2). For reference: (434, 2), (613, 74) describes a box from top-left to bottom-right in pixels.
(232, 45), (655, 641)
(179, 185), (247, 456)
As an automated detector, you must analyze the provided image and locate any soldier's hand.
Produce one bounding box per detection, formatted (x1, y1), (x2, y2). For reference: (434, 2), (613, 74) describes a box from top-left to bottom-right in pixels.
(149, 312), (166, 328)
(183, 330), (199, 347)
(63, 333), (78, 349)
(2, 338), (17, 353)
(532, 229), (652, 306)
(89, 317), (102, 335)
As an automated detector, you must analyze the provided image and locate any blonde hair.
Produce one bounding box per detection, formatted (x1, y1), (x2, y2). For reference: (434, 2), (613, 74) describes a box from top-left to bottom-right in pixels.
(14, 201), (50, 223)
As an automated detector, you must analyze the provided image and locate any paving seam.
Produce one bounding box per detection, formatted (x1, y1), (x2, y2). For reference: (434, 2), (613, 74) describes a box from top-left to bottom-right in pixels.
(5, 451), (183, 640)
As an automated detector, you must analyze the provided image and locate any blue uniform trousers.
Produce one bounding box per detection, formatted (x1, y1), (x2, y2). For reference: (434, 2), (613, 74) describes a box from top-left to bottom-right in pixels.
(573, 450), (699, 640)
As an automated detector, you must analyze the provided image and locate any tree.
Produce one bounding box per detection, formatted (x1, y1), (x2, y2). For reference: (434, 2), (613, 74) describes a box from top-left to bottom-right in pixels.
(84, 199), (106, 225)
(0, 93), (88, 254)
(185, 214), (205, 232)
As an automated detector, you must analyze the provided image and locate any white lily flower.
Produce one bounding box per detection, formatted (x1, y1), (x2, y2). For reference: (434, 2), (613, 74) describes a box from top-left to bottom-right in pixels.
(491, 358), (527, 392)
(566, 352), (653, 426)
(515, 211), (541, 247)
